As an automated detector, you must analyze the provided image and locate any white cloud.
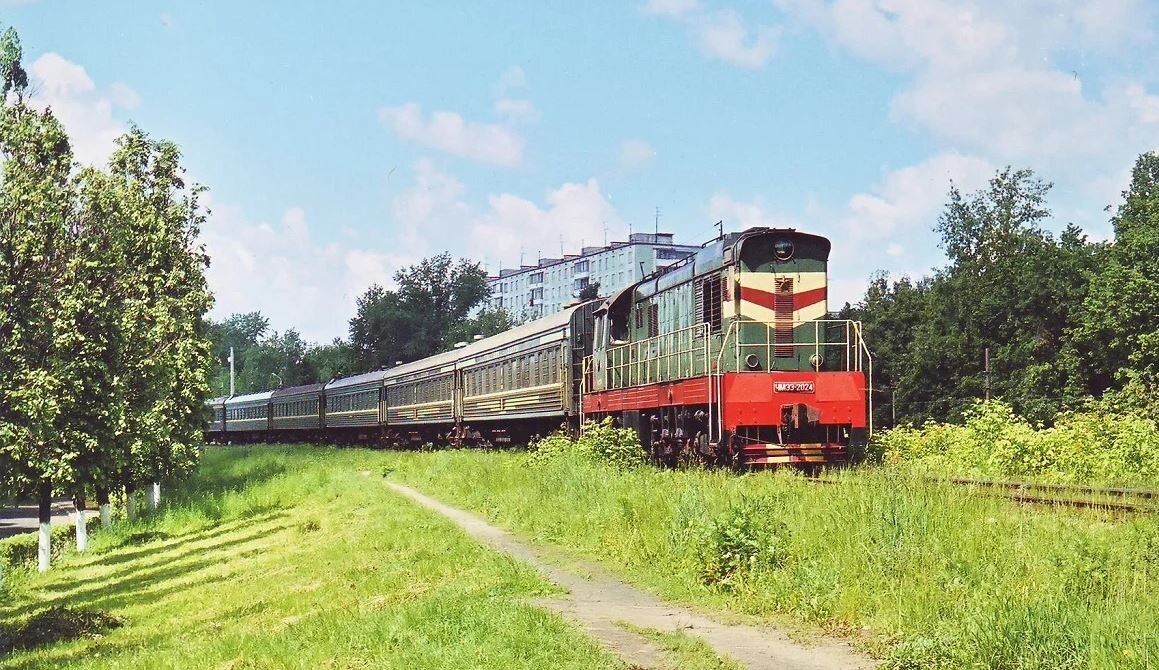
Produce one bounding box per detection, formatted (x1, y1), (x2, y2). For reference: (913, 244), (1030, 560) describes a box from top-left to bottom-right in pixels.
(379, 103), (525, 167)
(27, 52), (138, 166)
(386, 159), (626, 272)
(886, 242), (905, 257)
(843, 152), (994, 239)
(774, 0), (1159, 201)
(643, 0), (699, 18)
(495, 98), (540, 122)
(619, 139), (656, 169)
(496, 65), (527, 93)
(201, 201), (417, 343)
(694, 10), (778, 69)
(705, 192), (800, 230)
(647, 4), (779, 69)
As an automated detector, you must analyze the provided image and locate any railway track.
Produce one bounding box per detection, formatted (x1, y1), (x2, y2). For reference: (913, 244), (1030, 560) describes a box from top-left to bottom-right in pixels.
(811, 475), (1159, 514)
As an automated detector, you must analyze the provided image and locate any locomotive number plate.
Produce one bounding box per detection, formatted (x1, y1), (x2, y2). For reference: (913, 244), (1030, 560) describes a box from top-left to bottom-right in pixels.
(774, 381), (815, 393)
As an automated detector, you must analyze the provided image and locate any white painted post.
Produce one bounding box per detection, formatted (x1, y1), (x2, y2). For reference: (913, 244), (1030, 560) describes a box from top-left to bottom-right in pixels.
(146, 482), (160, 511)
(38, 483), (52, 573)
(38, 522), (51, 573)
(126, 490), (137, 522)
(100, 503), (112, 529)
(75, 502), (88, 552)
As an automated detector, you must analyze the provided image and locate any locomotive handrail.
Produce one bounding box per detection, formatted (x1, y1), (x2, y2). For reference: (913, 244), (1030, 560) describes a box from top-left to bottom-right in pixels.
(716, 319), (868, 374)
(600, 322), (712, 391)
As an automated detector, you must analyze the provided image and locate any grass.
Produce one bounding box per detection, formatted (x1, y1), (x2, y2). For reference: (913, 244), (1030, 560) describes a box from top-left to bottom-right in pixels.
(387, 449), (1159, 670)
(0, 446), (621, 670)
(616, 622), (744, 670)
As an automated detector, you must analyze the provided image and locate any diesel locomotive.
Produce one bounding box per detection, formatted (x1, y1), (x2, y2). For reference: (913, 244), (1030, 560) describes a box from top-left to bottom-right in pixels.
(205, 227), (872, 468)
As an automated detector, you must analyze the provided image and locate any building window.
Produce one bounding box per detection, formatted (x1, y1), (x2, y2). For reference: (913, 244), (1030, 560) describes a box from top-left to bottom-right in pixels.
(574, 260), (588, 272)
(530, 271), (543, 283)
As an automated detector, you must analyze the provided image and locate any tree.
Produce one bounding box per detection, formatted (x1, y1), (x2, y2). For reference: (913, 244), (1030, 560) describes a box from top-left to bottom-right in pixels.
(237, 329), (310, 391)
(0, 27), (89, 570)
(578, 281), (601, 302)
(108, 127), (214, 513)
(1068, 152), (1159, 402)
(850, 167), (1103, 425)
(447, 305), (524, 347)
(349, 254), (492, 369)
(304, 339), (357, 382)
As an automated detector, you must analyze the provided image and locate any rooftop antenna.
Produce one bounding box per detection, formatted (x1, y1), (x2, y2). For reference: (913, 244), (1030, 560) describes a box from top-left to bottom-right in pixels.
(560, 235), (564, 256)
(715, 219), (723, 240)
(519, 245), (524, 267)
(655, 206), (660, 236)
(603, 221), (608, 246)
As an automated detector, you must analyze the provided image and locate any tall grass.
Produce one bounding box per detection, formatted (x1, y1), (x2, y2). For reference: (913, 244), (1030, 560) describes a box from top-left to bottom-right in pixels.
(390, 449), (1159, 669)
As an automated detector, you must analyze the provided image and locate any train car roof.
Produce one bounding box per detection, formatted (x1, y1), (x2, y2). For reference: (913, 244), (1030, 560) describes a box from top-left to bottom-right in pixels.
(224, 390), (273, 406)
(270, 382), (326, 398)
(452, 301), (591, 361)
(382, 302), (593, 379)
(325, 369), (389, 390)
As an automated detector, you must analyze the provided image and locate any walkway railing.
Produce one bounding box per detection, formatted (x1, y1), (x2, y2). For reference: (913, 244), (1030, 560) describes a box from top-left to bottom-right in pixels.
(603, 322), (711, 390)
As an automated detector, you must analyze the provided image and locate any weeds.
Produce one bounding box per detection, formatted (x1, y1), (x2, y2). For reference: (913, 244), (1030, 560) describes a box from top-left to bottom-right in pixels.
(876, 399), (1159, 486)
(528, 418), (647, 469)
(390, 450), (1159, 669)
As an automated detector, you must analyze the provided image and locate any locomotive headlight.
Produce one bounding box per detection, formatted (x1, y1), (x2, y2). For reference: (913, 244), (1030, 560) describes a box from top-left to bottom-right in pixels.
(809, 353), (824, 370)
(773, 238), (794, 261)
(744, 353), (761, 369)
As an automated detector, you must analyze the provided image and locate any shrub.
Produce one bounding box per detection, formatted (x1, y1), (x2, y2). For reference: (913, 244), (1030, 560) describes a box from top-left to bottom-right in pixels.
(528, 419), (647, 470)
(699, 498), (790, 588)
(875, 399), (1159, 486)
(0, 523), (78, 572)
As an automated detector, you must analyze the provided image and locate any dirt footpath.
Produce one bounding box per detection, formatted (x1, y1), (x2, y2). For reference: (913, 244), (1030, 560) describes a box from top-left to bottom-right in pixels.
(386, 481), (877, 670)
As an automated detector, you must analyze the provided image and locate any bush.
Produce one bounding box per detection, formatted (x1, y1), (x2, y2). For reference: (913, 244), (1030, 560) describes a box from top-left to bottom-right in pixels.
(528, 419), (647, 470)
(699, 498), (790, 588)
(0, 523), (79, 572)
(875, 399), (1159, 486)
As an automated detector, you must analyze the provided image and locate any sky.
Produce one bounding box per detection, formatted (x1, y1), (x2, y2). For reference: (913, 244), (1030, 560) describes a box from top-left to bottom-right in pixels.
(8, 0), (1159, 342)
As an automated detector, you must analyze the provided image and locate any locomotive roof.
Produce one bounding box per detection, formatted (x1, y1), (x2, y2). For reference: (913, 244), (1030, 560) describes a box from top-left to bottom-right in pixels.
(224, 390), (274, 406)
(271, 382), (326, 398)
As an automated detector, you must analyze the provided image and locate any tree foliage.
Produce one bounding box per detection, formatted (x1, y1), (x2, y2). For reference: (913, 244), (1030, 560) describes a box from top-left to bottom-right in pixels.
(349, 253), (491, 369)
(0, 27), (213, 538)
(849, 167), (1108, 426)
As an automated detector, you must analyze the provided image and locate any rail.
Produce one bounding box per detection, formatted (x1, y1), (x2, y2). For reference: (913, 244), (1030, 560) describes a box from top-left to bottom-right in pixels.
(811, 476), (1158, 514)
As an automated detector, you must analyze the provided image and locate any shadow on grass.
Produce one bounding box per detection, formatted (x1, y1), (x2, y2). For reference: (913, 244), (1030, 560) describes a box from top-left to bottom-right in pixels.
(0, 606), (124, 657)
(172, 459), (290, 504)
(2, 520), (295, 621)
(83, 506), (287, 570)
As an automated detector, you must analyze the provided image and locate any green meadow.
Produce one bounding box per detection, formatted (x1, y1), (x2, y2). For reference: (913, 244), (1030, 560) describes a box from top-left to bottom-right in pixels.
(5, 444), (1157, 669)
(389, 449), (1159, 670)
(0, 447), (619, 670)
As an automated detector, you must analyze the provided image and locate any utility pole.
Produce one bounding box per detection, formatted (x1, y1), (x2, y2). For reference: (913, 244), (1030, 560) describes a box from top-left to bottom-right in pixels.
(984, 348), (991, 402)
(228, 346), (235, 396)
(891, 388), (897, 426)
